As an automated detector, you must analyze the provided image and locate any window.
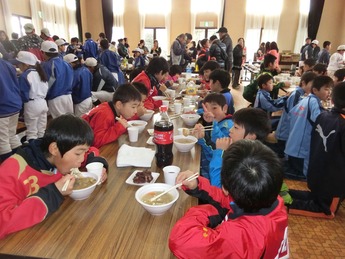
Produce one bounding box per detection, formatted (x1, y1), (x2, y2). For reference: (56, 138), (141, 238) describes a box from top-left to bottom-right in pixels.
(194, 28), (218, 41)
(143, 27), (167, 58)
(11, 15), (32, 37)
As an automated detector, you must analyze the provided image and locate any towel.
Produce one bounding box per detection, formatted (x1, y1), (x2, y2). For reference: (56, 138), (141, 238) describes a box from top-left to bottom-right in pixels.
(116, 144), (155, 168)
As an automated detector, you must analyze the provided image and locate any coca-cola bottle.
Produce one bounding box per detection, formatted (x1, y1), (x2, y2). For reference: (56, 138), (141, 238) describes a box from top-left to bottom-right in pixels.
(154, 105), (174, 168)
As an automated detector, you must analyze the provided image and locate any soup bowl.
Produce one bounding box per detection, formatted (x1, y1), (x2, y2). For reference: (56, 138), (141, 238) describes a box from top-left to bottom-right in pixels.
(69, 172), (99, 201)
(180, 114), (200, 127)
(128, 120), (148, 133)
(174, 135), (198, 152)
(135, 183), (179, 216)
(139, 110), (154, 121)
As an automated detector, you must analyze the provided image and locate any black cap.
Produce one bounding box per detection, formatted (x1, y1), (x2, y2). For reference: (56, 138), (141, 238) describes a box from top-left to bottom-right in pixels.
(216, 27), (228, 33)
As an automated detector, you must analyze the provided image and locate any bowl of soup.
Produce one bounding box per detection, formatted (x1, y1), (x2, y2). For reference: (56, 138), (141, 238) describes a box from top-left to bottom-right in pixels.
(180, 114), (200, 127)
(174, 135), (198, 152)
(69, 172), (99, 200)
(139, 110), (154, 121)
(128, 120), (148, 133)
(135, 183), (179, 216)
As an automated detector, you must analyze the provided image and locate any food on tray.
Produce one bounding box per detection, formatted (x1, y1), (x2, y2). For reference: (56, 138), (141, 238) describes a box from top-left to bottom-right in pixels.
(133, 170), (153, 184)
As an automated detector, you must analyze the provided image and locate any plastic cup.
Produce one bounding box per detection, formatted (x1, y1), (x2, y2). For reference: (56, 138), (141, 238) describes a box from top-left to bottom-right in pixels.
(174, 103), (182, 114)
(128, 127), (139, 142)
(86, 162), (103, 185)
(183, 97), (191, 106)
(167, 89), (176, 98)
(163, 165), (181, 186)
(162, 100), (170, 107)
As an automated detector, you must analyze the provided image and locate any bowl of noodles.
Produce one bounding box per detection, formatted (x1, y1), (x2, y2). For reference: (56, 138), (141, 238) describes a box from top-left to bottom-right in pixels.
(69, 172), (99, 200)
(174, 135), (198, 152)
(135, 183), (179, 216)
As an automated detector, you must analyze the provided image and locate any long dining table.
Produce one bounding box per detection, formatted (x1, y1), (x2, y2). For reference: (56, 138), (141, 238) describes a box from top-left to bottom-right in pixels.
(0, 112), (200, 259)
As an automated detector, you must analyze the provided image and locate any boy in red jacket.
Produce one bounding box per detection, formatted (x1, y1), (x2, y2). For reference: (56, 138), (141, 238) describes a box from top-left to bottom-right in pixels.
(169, 140), (289, 259)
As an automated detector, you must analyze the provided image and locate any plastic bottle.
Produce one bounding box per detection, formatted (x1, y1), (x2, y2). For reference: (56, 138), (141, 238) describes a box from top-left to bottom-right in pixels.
(186, 63), (192, 80)
(154, 105), (174, 168)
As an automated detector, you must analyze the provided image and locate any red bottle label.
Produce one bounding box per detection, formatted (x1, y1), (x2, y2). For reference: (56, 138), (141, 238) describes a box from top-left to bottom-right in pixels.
(154, 130), (173, 145)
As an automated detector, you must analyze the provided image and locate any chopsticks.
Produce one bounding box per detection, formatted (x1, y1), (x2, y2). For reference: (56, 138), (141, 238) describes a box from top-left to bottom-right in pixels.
(182, 125), (213, 135)
(62, 179), (70, 192)
(169, 114), (182, 120)
(150, 172), (199, 202)
(61, 168), (83, 192)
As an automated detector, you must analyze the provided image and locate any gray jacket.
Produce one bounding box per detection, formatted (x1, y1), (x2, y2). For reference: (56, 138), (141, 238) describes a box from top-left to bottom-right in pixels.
(170, 39), (186, 65)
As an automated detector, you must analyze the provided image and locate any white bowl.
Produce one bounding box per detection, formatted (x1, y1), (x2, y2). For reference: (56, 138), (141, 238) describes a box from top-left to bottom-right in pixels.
(180, 114), (201, 127)
(139, 110), (154, 121)
(152, 96), (166, 101)
(174, 135), (198, 152)
(128, 120), (147, 133)
(135, 183), (179, 216)
(69, 172), (99, 200)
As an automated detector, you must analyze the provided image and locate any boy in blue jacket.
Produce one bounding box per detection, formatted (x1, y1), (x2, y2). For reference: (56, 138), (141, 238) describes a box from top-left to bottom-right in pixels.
(193, 93), (233, 180)
(284, 76), (333, 179)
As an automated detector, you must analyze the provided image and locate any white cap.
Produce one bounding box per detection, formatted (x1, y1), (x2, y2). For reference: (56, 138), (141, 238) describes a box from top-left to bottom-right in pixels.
(63, 54), (78, 63)
(41, 28), (51, 37)
(41, 41), (58, 53)
(337, 45), (345, 51)
(24, 23), (34, 33)
(84, 57), (98, 67)
(55, 39), (69, 46)
(312, 40), (319, 45)
(132, 47), (144, 54)
(16, 51), (40, 66)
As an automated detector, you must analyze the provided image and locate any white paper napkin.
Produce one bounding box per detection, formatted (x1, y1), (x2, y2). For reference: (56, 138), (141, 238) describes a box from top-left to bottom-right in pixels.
(116, 144), (155, 168)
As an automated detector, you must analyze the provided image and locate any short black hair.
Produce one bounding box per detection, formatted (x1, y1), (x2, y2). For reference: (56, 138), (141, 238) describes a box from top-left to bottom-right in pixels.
(221, 139), (283, 213)
(71, 37), (79, 43)
(132, 81), (148, 96)
(11, 32), (18, 39)
(263, 54), (276, 68)
(41, 114), (94, 157)
(200, 60), (220, 74)
(99, 32), (106, 38)
(85, 32), (92, 39)
(185, 33), (192, 40)
(312, 75), (334, 91)
(332, 82), (345, 109)
(232, 108), (271, 141)
(334, 68), (345, 82)
(112, 83), (142, 104)
(169, 65), (182, 76)
(257, 73), (273, 89)
(100, 39), (109, 49)
(304, 58), (316, 68)
(209, 35), (218, 41)
(146, 57), (169, 75)
(299, 71), (317, 87)
(203, 93), (226, 108)
(209, 69), (230, 89)
(312, 63), (327, 75)
(323, 41), (331, 48)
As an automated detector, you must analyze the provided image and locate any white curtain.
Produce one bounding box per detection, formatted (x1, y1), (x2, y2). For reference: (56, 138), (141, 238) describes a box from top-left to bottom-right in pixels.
(165, 8), (171, 58)
(1, 0), (12, 35)
(112, 0), (125, 42)
(218, 0), (225, 29)
(293, 0), (310, 53)
(29, 0), (43, 33)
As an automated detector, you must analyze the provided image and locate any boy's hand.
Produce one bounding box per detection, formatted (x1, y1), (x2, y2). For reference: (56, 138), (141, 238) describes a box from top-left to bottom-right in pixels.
(192, 123), (205, 139)
(137, 104), (147, 117)
(202, 103), (214, 123)
(55, 174), (76, 195)
(216, 137), (232, 150)
(176, 170), (198, 190)
(100, 168), (108, 184)
(116, 115), (129, 128)
(159, 84), (168, 95)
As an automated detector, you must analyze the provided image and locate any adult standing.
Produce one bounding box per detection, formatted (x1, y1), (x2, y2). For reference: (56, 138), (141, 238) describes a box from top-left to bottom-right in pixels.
(83, 32), (98, 60)
(216, 26), (233, 73)
(317, 41), (331, 65)
(17, 23), (44, 61)
(209, 35), (227, 69)
(124, 37), (130, 53)
(232, 38), (245, 88)
(170, 33), (187, 67)
(300, 37), (311, 57)
(327, 45), (345, 79)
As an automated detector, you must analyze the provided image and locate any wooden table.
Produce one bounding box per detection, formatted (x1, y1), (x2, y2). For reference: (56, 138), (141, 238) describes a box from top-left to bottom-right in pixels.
(0, 115), (200, 259)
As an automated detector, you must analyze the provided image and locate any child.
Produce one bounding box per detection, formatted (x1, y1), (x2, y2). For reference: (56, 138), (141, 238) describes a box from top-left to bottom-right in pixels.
(55, 38), (69, 57)
(41, 41), (74, 118)
(208, 69), (235, 115)
(67, 37), (84, 60)
(288, 82), (345, 219)
(169, 140), (288, 259)
(165, 65), (182, 89)
(303, 58), (316, 73)
(132, 48), (145, 68)
(208, 107), (271, 188)
(64, 53), (93, 117)
(254, 73), (288, 130)
(284, 76), (333, 179)
(193, 93), (233, 179)
(275, 72), (317, 157)
(82, 84), (142, 148)
(16, 51), (49, 142)
(0, 114), (108, 239)
(132, 81), (149, 117)
(196, 38), (210, 69)
(334, 68), (345, 84)
(312, 63), (327, 76)
(198, 60), (220, 91)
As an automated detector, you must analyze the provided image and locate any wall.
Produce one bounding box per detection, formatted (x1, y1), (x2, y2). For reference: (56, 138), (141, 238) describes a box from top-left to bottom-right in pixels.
(80, 0), (104, 41)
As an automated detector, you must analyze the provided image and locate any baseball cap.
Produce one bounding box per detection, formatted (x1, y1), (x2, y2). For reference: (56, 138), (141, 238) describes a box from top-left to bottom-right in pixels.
(16, 51), (40, 66)
(24, 23), (35, 33)
(311, 40), (319, 45)
(41, 28), (51, 37)
(85, 57), (98, 67)
(41, 41), (58, 53)
(63, 54), (78, 63)
(337, 45), (345, 51)
(132, 48), (144, 54)
(55, 39), (69, 46)
(216, 27), (228, 33)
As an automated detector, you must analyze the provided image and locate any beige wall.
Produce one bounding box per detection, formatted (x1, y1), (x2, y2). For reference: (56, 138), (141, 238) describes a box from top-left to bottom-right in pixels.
(2, 0), (344, 53)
